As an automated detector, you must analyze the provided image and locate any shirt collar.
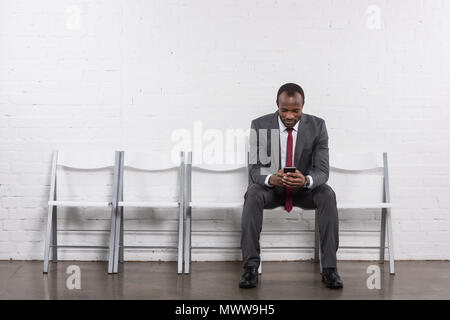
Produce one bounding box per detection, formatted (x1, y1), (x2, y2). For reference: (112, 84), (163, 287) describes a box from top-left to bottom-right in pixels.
(278, 115), (300, 132)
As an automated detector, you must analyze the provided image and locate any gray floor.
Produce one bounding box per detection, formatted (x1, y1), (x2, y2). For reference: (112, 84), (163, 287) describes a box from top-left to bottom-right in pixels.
(0, 260), (449, 299)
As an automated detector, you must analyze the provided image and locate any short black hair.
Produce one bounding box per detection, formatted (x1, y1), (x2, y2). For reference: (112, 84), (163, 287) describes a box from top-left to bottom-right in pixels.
(276, 83), (305, 105)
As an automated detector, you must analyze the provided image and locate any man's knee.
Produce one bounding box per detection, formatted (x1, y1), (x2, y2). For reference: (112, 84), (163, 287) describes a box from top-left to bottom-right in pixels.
(242, 184), (266, 231)
(313, 184), (337, 205)
(244, 183), (266, 203)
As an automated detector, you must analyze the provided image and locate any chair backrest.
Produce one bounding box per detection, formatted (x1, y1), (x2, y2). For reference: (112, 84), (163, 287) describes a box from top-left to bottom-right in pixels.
(328, 152), (388, 204)
(186, 150), (389, 205)
(53, 150), (119, 202)
(57, 150), (116, 169)
(120, 150), (184, 203)
(186, 151), (248, 203)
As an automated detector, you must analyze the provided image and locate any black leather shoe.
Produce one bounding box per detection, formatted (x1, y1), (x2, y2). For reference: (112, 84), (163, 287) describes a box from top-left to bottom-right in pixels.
(239, 266), (258, 289)
(321, 268), (343, 289)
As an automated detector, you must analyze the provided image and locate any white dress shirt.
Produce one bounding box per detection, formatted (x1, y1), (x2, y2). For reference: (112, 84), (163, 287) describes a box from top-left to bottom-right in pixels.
(264, 116), (313, 188)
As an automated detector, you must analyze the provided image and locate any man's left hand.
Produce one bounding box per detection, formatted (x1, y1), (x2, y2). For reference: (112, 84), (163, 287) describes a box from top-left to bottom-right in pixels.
(282, 170), (306, 188)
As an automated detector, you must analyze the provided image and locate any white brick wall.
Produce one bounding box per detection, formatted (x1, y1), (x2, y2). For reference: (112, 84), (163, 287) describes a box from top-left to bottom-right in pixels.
(1, 0), (450, 262)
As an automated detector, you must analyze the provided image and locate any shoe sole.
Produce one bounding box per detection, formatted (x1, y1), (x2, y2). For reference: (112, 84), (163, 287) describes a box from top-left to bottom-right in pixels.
(239, 282), (257, 289)
(322, 278), (343, 289)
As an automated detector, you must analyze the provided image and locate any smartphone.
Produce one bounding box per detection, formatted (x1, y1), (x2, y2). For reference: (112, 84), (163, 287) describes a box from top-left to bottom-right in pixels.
(283, 167), (296, 173)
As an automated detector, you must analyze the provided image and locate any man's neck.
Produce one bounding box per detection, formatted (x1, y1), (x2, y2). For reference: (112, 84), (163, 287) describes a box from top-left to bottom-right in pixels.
(278, 115), (300, 131)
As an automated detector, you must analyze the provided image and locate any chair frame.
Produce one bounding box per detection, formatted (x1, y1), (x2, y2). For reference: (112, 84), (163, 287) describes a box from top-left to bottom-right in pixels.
(184, 151), (248, 274)
(43, 150), (121, 274)
(111, 151), (185, 274)
(184, 151), (395, 275)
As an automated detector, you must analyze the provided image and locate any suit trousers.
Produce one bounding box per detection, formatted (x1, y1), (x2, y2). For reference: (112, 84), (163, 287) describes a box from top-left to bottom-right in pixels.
(240, 183), (339, 269)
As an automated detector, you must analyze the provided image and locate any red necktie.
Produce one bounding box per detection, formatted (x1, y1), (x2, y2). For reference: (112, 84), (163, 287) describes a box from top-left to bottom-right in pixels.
(285, 128), (293, 213)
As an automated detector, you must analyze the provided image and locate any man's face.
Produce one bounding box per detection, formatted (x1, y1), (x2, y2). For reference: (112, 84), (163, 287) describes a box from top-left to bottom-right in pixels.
(277, 91), (304, 128)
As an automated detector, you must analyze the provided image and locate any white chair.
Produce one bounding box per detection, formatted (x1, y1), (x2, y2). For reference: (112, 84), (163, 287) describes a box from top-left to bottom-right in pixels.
(327, 151), (394, 274)
(112, 151), (185, 274)
(183, 151), (395, 275)
(260, 151), (395, 275)
(184, 151), (249, 274)
(43, 150), (121, 274)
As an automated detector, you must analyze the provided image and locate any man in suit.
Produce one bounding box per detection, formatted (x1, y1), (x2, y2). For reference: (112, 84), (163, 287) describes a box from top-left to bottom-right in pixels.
(239, 83), (343, 289)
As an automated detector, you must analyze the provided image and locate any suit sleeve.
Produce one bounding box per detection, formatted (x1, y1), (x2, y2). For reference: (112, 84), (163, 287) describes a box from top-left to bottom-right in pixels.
(307, 120), (329, 190)
(248, 120), (271, 186)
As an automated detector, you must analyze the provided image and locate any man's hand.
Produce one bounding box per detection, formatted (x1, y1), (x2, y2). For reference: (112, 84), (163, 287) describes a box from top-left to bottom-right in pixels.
(268, 169), (285, 187)
(282, 169), (306, 188)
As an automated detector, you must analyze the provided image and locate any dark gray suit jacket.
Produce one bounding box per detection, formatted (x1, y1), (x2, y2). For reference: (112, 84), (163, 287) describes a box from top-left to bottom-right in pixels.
(248, 111), (329, 191)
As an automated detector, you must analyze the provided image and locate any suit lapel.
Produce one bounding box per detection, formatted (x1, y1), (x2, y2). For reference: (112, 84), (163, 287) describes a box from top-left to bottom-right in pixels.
(268, 111), (281, 170)
(294, 114), (308, 168)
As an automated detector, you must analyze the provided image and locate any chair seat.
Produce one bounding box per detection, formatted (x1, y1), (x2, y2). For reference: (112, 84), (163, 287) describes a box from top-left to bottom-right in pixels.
(338, 202), (392, 209)
(190, 201), (243, 209)
(190, 202), (305, 210)
(118, 201), (179, 208)
(48, 200), (111, 207)
(189, 201), (392, 210)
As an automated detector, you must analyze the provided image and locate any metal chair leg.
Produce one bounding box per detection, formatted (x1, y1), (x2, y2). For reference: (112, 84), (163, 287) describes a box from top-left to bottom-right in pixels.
(44, 150), (57, 273)
(184, 153), (192, 274)
(110, 150), (122, 274)
(383, 152), (395, 275)
(177, 151), (185, 274)
(107, 204), (117, 274)
(177, 202), (184, 274)
(113, 206), (122, 273)
(184, 206), (191, 274)
(51, 206), (58, 262)
(118, 150), (124, 266)
(379, 208), (387, 264)
(387, 208), (395, 274)
(119, 207), (124, 264)
(43, 205), (54, 273)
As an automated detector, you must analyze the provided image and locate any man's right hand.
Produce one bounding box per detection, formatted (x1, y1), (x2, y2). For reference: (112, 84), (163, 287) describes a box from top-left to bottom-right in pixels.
(268, 169), (285, 187)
